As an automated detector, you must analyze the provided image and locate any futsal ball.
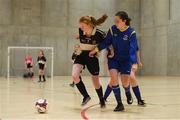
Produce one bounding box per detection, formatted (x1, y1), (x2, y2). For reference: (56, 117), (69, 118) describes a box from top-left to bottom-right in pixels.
(35, 99), (48, 113)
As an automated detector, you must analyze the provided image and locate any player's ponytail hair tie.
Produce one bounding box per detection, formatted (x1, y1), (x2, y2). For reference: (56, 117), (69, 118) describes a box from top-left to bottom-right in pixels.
(115, 11), (131, 26)
(79, 14), (108, 27)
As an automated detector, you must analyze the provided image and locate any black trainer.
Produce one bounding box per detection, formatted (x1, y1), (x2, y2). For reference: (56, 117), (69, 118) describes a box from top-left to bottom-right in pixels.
(100, 98), (106, 108)
(126, 92), (133, 104)
(138, 100), (146, 106)
(81, 96), (91, 106)
(114, 102), (125, 112)
(30, 72), (34, 78)
(69, 82), (75, 87)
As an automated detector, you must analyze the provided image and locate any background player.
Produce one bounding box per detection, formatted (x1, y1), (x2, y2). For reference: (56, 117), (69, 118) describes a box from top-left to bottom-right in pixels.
(24, 54), (34, 78)
(37, 50), (47, 82)
(70, 44), (82, 87)
(128, 48), (146, 106)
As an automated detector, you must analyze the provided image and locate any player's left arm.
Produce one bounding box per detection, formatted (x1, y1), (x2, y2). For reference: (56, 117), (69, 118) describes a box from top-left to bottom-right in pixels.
(96, 30), (106, 43)
(44, 57), (47, 68)
(97, 30), (115, 58)
(137, 50), (143, 68)
(130, 31), (139, 64)
(89, 29), (113, 57)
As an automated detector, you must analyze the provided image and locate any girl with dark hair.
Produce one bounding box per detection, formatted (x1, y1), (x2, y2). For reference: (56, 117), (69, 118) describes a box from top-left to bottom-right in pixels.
(89, 11), (144, 111)
(72, 14), (108, 107)
(37, 50), (47, 82)
(104, 38), (146, 107)
(104, 11), (146, 106)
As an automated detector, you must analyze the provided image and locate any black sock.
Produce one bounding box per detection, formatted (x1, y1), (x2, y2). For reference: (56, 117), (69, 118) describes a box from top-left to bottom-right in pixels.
(76, 80), (89, 98)
(39, 75), (41, 81)
(29, 72), (33, 77)
(42, 75), (46, 81)
(95, 86), (104, 101)
(28, 72), (30, 77)
(31, 72), (34, 77)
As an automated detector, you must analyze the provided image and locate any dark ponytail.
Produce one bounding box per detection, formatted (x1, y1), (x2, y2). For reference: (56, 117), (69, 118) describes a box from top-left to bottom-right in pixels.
(79, 14), (108, 26)
(90, 14), (108, 26)
(115, 11), (131, 26)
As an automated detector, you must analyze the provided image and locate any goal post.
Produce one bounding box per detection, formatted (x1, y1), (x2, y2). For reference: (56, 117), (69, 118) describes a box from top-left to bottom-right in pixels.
(7, 46), (54, 80)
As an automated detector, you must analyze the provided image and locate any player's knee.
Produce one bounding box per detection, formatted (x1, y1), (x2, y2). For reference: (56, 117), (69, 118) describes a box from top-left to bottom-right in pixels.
(92, 75), (99, 80)
(93, 82), (100, 89)
(122, 78), (130, 87)
(109, 77), (118, 86)
(110, 76), (118, 84)
(72, 73), (80, 82)
(130, 78), (138, 87)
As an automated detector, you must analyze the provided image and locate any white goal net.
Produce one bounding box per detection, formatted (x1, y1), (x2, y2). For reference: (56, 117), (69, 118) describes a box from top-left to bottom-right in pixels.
(7, 46), (54, 79)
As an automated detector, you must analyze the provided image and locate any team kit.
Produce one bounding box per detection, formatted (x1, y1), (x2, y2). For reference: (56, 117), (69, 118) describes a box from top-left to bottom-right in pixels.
(31, 11), (146, 113)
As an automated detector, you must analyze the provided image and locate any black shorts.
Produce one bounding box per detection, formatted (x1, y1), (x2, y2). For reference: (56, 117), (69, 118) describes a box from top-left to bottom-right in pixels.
(74, 51), (99, 75)
(39, 64), (45, 70)
(26, 63), (33, 68)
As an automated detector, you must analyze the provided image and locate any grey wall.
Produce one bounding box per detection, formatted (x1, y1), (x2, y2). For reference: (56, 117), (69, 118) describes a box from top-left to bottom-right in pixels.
(0, 0), (179, 76)
(167, 0), (180, 75)
(0, 0), (140, 76)
(140, 0), (169, 75)
(140, 0), (180, 75)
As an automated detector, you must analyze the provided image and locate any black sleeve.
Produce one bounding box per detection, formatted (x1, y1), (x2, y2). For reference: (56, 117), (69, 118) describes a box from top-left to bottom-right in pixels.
(95, 30), (106, 43)
(43, 56), (47, 62)
(79, 28), (84, 38)
(71, 53), (77, 60)
(37, 57), (39, 62)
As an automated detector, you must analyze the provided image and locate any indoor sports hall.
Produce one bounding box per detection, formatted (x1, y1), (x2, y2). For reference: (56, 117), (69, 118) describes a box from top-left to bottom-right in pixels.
(0, 0), (180, 120)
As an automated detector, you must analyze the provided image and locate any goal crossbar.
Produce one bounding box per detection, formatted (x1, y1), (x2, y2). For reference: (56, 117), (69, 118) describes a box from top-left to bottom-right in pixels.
(7, 46), (54, 79)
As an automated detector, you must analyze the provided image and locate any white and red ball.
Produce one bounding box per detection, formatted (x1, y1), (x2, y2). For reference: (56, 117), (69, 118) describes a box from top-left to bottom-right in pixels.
(35, 99), (48, 113)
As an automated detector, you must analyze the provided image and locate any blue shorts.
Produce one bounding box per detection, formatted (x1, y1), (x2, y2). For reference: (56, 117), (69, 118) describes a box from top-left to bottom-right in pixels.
(108, 58), (132, 75)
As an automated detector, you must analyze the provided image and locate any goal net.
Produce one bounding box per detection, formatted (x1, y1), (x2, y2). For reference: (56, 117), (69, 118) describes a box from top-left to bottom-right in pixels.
(7, 46), (54, 79)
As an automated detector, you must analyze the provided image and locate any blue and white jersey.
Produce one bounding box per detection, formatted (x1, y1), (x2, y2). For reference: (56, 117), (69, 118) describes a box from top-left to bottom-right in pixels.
(98, 25), (139, 64)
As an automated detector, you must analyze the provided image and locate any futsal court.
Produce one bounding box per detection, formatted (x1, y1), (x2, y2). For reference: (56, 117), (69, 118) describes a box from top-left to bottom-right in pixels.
(1, 0), (180, 120)
(0, 76), (180, 120)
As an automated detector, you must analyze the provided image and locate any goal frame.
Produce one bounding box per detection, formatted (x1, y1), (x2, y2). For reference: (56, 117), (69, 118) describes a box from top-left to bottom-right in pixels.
(7, 46), (54, 80)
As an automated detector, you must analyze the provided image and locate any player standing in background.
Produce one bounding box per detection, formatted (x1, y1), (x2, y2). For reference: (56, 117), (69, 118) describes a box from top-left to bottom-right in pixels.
(128, 49), (146, 106)
(24, 54), (34, 78)
(70, 44), (82, 87)
(37, 50), (47, 82)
